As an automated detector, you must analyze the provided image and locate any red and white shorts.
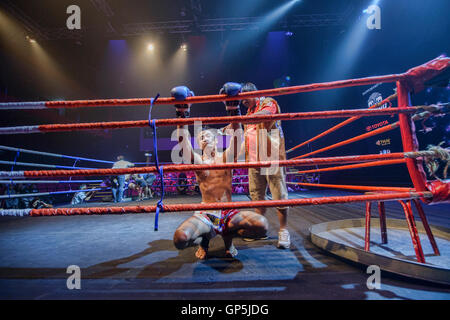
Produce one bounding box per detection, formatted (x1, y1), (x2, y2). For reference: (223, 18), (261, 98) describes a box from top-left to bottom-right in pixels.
(193, 209), (240, 237)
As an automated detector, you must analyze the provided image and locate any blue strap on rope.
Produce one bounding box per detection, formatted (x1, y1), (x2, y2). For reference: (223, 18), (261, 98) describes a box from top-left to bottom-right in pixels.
(7, 150), (20, 198)
(68, 158), (80, 190)
(148, 94), (164, 231)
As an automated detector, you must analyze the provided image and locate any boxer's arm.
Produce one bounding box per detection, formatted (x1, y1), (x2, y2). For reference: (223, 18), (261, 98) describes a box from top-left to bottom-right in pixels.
(219, 82), (244, 162)
(223, 124), (243, 163)
(177, 124), (202, 164)
(251, 109), (273, 116)
(85, 190), (97, 201)
(171, 86), (202, 164)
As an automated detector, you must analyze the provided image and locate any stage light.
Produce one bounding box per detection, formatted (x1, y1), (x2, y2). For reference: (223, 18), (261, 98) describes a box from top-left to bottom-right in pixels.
(180, 7), (186, 17)
(147, 43), (154, 51)
(273, 75), (291, 88)
(0, 9), (85, 97)
(26, 35), (36, 43)
(180, 43), (187, 51)
(285, 31), (293, 36)
(363, 0), (381, 14)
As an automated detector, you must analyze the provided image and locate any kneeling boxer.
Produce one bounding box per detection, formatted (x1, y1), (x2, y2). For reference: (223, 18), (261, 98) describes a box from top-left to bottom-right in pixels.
(171, 84), (268, 260)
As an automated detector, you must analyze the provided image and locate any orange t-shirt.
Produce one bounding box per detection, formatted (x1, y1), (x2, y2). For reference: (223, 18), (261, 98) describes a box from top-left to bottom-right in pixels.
(245, 97), (285, 162)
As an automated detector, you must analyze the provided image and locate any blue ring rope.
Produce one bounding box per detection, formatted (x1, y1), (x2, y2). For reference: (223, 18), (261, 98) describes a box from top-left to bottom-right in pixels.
(68, 158), (80, 190)
(148, 94), (164, 231)
(7, 150), (20, 198)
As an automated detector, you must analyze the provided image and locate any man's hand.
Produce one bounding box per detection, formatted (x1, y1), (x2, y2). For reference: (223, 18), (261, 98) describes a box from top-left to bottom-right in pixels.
(220, 82), (242, 116)
(171, 86), (194, 118)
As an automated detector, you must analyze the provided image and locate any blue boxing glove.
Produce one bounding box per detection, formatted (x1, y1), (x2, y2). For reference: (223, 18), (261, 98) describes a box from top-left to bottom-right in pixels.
(171, 86), (195, 118)
(219, 82), (242, 116)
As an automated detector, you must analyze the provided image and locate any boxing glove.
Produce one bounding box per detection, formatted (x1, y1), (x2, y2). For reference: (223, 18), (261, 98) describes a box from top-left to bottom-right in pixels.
(171, 86), (195, 118)
(219, 82), (242, 116)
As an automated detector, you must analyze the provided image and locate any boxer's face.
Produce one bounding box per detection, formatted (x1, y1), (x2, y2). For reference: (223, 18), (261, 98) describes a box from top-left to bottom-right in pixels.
(198, 129), (216, 150)
(242, 97), (257, 110)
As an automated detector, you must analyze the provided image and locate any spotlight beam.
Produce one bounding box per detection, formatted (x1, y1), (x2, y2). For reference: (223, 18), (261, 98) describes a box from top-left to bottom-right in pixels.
(226, 0), (301, 53)
(260, 0), (300, 29)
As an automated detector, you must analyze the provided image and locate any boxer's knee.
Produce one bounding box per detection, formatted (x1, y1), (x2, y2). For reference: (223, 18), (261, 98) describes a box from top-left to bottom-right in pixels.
(255, 207), (266, 215)
(250, 215), (268, 237)
(173, 229), (190, 250)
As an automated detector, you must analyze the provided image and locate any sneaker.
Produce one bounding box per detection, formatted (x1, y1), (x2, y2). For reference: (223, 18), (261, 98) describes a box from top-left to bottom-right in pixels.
(277, 229), (290, 249)
(225, 244), (238, 258)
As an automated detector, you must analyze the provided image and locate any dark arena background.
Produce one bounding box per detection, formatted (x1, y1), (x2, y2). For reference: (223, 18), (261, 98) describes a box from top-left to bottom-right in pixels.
(0, 0), (449, 308)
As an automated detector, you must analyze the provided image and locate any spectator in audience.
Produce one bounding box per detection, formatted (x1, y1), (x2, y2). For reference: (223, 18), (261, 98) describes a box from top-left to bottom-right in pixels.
(31, 197), (53, 209)
(111, 155), (134, 203)
(21, 184), (36, 209)
(142, 173), (155, 198)
(4, 184), (19, 209)
(176, 172), (189, 195)
(71, 184), (97, 205)
(129, 174), (148, 201)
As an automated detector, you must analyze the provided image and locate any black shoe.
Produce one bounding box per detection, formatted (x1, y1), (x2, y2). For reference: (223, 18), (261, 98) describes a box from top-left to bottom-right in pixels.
(242, 236), (269, 242)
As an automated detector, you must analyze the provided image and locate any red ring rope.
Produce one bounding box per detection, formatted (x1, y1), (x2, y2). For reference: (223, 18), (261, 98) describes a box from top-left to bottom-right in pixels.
(286, 93), (398, 154)
(3, 153), (414, 179)
(293, 159), (407, 174)
(1, 56), (447, 111)
(292, 122), (399, 160)
(0, 107), (418, 135)
(289, 182), (413, 192)
(25, 191), (431, 216)
(41, 74), (408, 109)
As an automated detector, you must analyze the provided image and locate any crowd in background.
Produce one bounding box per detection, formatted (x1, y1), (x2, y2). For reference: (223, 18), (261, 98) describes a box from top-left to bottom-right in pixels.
(232, 168), (249, 194)
(150, 171), (198, 196)
(145, 169), (318, 196)
(0, 183), (53, 209)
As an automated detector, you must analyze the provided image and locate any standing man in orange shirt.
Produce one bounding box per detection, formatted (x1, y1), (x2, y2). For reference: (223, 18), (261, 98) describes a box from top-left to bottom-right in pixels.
(240, 82), (290, 249)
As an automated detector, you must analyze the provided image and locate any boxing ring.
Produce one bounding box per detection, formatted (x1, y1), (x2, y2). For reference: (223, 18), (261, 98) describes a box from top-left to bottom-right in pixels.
(0, 56), (449, 293)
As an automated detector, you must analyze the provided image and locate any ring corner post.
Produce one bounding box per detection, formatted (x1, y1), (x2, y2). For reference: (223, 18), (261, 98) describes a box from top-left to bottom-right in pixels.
(396, 81), (428, 195)
(364, 202), (372, 251)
